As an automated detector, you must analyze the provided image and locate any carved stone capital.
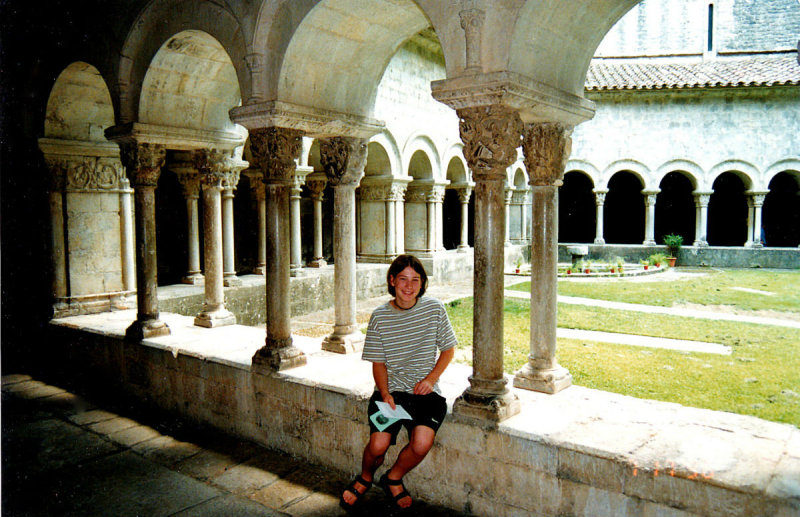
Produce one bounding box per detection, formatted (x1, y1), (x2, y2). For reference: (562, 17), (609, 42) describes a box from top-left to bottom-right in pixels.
(747, 191), (769, 207)
(120, 143), (166, 187)
(693, 191), (713, 207)
(249, 127), (303, 184)
(360, 185), (390, 201)
(458, 105), (522, 181)
(244, 53), (266, 104)
(389, 184), (408, 202)
(427, 185), (446, 203)
(320, 137), (368, 187)
(456, 186), (473, 203)
(593, 189), (608, 206)
(305, 171), (328, 197)
(522, 122), (572, 187)
(177, 172), (201, 199)
(405, 186), (429, 204)
(193, 148), (229, 188)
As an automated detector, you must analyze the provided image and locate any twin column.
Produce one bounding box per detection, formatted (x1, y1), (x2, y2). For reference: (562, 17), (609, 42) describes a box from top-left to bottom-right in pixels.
(453, 106), (574, 423)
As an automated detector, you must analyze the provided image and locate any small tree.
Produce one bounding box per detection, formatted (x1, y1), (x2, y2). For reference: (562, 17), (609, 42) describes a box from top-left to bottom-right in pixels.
(663, 233), (684, 258)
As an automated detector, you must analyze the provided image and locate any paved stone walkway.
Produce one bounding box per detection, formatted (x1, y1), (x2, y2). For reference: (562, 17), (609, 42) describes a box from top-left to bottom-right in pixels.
(1, 374), (465, 517)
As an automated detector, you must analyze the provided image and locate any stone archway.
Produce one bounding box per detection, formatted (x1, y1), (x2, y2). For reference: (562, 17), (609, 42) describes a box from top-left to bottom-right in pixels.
(763, 171), (800, 247)
(444, 156), (471, 250)
(604, 170), (645, 244)
(655, 171), (696, 245)
(708, 172), (749, 246)
(137, 30), (246, 286)
(39, 61), (131, 316)
(405, 150), (437, 254)
(559, 170), (595, 243)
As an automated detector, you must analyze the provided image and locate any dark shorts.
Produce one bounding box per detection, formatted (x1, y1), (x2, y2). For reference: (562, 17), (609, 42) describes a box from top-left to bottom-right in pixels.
(367, 391), (447, 444)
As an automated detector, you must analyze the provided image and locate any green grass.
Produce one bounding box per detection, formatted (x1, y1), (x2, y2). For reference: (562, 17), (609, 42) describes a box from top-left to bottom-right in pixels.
(509, 268), (800, 312)
(445, 297), (800, 427)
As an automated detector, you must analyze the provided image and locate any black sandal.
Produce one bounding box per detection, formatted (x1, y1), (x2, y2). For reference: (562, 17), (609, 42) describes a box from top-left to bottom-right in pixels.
(379, 473), (412, 509)
(340, 475), (372, 511)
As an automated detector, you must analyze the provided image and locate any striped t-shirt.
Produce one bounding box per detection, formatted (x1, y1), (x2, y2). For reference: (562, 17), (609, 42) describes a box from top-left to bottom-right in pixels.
(362, 296), (458, 394)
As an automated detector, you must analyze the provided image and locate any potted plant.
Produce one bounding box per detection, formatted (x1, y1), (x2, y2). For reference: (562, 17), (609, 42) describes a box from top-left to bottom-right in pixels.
(514, 256), (523, 274)
(663, 234), (683, 267)
(615, 256), (625, 274)
(584, 261), (592, 274)
(640, 258), (649, 270)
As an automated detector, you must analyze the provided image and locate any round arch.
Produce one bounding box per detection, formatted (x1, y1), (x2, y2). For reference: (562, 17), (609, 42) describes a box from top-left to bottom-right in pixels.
(566, 159), (601, 186)
(139, 30), (242, 133)
(708, 160), (757, 191)
(600, 159), (650, 190)
(117, 0), (248, 125)
(560, 169), (596, 243)
(604, 170), (645, 244)
(272, 0), (432, 117)
(765, 158), (800, 187)
(763, 169), (800, 247)
(44, 62), (115, 142)
(708, 172), (749, 246)
(442, 143), (469, 183)
(655, 171), (696, 246)
(655, 159), (701, 191)
(403, 134), (441, 180)
(368, 131), (403, 178)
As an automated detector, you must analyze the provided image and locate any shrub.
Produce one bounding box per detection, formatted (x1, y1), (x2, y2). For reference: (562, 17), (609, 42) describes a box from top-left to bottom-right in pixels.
(663, 234), (684, 257)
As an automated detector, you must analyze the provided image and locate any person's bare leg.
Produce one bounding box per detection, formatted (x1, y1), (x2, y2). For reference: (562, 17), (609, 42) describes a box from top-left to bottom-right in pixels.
(385, 426), (435, 508)
(342, 432), (391, 506)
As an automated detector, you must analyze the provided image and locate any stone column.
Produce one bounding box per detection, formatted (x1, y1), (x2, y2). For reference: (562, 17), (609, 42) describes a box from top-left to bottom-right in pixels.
(175, 172), (204, 285)
(44, 158), (68, 307)
(290, 166), (312, 274)
(434, 185), (446, 251)
(119, 143), (170, 340)
(593, 188), (608, 245)
(194, 149), (236, 328)
(457, 187), (472, 251)
(394, 185), (406, 255)
(504, 187), (513, 246)
(426, 191), (437, 252)
(514, 122), (573, 394)
(642, 189), (660, 246)
(693, 191), (711, 247)
(386, 188), (397, 258)
(306, 172), (328, 267)
(454, 105), (522, 422)
(244, 169), (267, 275)
(222, 169), (242, 287)
(745, 191), (768, 248)
(119, 177), (136, 293)
(320, 137), (368, 354)
(512, 188), (529, 243)
(248, 128), (306, 371)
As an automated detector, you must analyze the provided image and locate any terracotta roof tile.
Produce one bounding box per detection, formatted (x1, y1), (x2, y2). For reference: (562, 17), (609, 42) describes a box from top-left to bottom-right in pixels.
(586, 54), (800, 91)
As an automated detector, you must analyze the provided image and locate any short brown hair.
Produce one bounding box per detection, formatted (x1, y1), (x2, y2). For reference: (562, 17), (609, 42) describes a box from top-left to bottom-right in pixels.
(387, 254), (427, 298)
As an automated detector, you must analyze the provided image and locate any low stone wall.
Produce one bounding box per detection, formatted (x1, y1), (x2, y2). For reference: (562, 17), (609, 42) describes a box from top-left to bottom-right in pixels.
(47, 312), (800, 517)
(159, 264), (387, 327)
(560, 244), (800, 269)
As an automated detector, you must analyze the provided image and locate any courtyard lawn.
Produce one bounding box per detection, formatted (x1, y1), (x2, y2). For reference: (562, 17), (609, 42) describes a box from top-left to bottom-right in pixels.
(445, 298), (800, 428)
(508, 268), (800, 313)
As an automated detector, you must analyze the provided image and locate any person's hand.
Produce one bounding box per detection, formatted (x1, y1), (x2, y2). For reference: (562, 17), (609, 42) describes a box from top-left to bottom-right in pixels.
(382, 392), (396, 410)
(414, 378), (434, 395)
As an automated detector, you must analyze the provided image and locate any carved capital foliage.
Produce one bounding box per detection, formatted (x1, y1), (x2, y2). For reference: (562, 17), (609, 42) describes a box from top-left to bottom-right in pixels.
(193, 148), (229, 188)
(522, 122), (573, 187)
(694, 193), (711, 207)
(456, 187), (473, 203)
(120, 143), (166, 187)
(306, 178), (327, 197)
(389, 185), (407, 202)
(320, 137), (368, 187)
(360, 185), (390, 201)
(405, 188), (428, 203)
(594, 191), (607, 205)
(45, 155), (125, 191)
(427, 185), (446, 203)
(249, 127), (303, 183)
(176, 172), (201, 198)
(458, 105), (522, 181)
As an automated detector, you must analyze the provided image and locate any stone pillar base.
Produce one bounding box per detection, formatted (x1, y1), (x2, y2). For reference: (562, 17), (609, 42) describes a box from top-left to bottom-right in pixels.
(251, 344), (307, 372)
(593, 238), (605, 245)
(223, 275), (242, 287)
(457, 245), (470, 253)
(513, 363), (572, 394)
(194, 309), (236, 328)
(452, 389), (520, 424)
(693, 240), (709, 247)
(321, 331), (365, 354)
(290, 266), (305, 277)
(253, 266), (266, 276)
(182, 273), (205, 285)
(308, 258), (327, 268)
(643, 240), (656, 246)
(125, 318), (170, 341)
